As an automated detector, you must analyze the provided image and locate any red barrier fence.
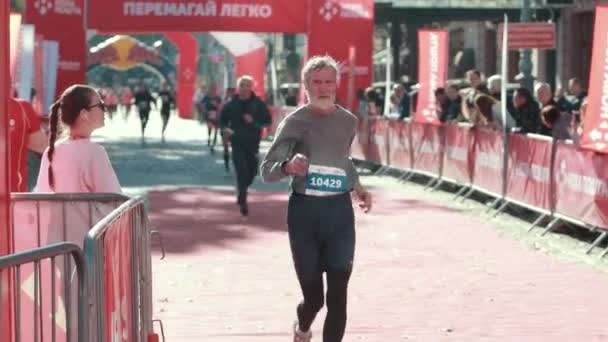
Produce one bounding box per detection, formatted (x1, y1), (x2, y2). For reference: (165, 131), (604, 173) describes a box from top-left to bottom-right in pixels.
(411, 122), (442, 177)
(348, 117), (608, 232)
(553, 141), (608, 227)
(442, 124), (473, 185)
(472, 128), (504, 197)
(506, 134), (553, 212)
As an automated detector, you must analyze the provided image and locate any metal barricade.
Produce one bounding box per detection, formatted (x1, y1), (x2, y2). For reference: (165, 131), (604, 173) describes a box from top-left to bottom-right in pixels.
(0, 242), (88, 342)
(84, 196), (154, 342)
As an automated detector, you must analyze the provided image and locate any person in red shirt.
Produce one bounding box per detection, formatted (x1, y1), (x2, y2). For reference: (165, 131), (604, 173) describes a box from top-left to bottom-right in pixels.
(8, 97), (48, 192)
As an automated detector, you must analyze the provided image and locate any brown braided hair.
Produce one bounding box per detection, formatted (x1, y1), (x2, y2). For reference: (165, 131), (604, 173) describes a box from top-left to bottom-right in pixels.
(47, 85), (98, 189)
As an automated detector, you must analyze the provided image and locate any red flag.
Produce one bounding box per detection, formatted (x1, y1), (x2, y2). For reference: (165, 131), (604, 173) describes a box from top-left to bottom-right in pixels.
(415, 30), (448, 125)
(580, 4), (608, 153)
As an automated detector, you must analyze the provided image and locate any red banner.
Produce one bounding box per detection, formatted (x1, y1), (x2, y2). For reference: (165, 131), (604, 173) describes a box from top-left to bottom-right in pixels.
(442, 124), (472, 184)
(366, 118), (388, 164)
(387, 120), (412, 170)
(351, 117), (368, 161)
(89, 0), (306, 33)
(506, 134), (553, 211)
(497, 23), (556, 50)
(105, 213), (134, 342)
(235, 46), (266, 100)
(307, 0), (373, 112)
(554, 141), (608, 227)
(580, 4), (608, 153)
(1, 3), (12, 341)
(411, 122), (442, 177)
(25, 0), (86, 95)
(415, 30), (448, 125)
(472, 129), (504, 196)
(164, 32), (198, 119)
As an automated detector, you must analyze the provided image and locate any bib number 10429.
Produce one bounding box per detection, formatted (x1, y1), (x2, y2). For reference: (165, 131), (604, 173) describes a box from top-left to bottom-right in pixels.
(305, 165), (348, 196)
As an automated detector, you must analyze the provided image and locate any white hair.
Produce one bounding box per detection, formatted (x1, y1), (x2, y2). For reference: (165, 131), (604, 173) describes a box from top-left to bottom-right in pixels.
(237, 75), (254, 88)
(534, 81), (551, 94)
(301, 55), (340, 89)
(486, 74), (502, 91)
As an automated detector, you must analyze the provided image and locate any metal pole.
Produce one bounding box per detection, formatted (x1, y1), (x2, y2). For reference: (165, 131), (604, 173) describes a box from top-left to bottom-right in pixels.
(518, 0), (535, 91)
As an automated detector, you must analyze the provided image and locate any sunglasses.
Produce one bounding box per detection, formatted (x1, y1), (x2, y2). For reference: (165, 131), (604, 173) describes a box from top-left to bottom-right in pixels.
(87, 101), (107, 112)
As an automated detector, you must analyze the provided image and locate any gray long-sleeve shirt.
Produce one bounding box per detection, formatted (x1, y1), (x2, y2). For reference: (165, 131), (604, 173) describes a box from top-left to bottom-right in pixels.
(260, 105), (361, 195)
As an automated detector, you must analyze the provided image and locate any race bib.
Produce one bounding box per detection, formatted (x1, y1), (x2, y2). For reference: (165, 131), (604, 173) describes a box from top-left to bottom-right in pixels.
(305, 165), (348, 196)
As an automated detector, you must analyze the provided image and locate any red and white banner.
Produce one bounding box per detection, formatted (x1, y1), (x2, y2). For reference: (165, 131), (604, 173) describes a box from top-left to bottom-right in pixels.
(350, 117), (368, 161)
(580, 4), (608, 153)
(387, 120), (412, 170)
(89, 0), (306, 33)
(442, 124), (472, 184)
(307, 0), (373, 112)
(25, 0), (86, 95)
(506, 134), (552, 211)
(472, 128), (504, 196)
(415, 30), (448, 125)
(411, 122), (442, 177)
(104, 213), (134, 342)
(553, 141), (608, 227)
(497, 23), (556, 50)
(367, 118), (389, 164)
(164, 33), (198, 119)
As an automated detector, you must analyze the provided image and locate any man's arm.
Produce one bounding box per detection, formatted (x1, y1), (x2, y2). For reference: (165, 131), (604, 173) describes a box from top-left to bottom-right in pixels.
(260, 115), (302, 183)
(27, 130), (48, 154)
(219, 101), (232, 130)
(256, 102), (272, 128)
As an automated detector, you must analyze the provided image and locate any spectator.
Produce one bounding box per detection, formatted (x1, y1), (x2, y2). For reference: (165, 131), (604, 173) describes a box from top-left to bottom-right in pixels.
(512, 87), (540, 134)
(356, 88), (368, 118)
(9, 97), (48, 192)
(35, 84), (121, 193)
(445, 85), (462, 122)
(539, 105), (571, 140)
(460, 69), (484, 122)
(474, 94), (516, 132)
(390, 84), (405, 114)
(567, 77), (587, 112)
(434, 87), (450, 122)
(364, 87), (381, 117)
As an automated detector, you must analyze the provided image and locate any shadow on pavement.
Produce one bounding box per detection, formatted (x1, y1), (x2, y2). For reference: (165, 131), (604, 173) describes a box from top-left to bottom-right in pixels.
(147, 187), (289, 254)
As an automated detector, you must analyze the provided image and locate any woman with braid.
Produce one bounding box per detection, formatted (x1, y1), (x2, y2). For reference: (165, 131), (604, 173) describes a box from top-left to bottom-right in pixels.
(35, 84), (121, 193)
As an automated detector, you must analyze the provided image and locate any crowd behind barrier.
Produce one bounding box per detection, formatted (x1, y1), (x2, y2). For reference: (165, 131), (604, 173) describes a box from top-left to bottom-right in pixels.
(349, 116), (608, 257)
(3, 193), (158, 342)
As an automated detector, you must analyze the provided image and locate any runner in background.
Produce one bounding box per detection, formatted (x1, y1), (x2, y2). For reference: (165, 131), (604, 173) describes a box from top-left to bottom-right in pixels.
(157, 83), (175, 143)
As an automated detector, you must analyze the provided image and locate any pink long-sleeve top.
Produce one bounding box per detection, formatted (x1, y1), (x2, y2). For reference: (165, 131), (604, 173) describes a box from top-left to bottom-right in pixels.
(36, 138), (122, 193)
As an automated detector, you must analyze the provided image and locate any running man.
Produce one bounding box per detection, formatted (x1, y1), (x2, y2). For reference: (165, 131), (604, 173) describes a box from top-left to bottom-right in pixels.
(134, 85), (156, 142)
(260, 55), (372, 342)
(157, 83), (175, 143)
(220, 76), (271, 216)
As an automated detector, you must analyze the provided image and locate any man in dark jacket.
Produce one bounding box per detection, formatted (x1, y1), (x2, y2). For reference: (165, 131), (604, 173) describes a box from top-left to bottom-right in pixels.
(220, 75), (272, 215)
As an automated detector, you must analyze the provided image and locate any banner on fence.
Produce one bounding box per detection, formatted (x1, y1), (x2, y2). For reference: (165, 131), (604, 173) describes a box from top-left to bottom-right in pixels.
(506, 134), (552, 211)
(553, 141), (608, 227)
(411, 122), (442, 176)
(367, 118), (389, 164)
(387, 120), (412, 170)
(105, 213), (134, 342)
(442, 124), (472, 184)
(472, 129), (504, 196)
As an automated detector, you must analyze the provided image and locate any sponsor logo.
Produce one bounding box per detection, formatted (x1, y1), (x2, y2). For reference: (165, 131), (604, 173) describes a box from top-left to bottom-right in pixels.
(319, 0), (371, 22)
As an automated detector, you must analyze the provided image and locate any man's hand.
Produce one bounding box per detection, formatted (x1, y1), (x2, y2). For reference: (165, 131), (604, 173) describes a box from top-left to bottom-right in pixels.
(355, 187), (372, 213)
(283, 153), (308, 176)
(222, 127), (234, 138)
(243, 113), (254, 124)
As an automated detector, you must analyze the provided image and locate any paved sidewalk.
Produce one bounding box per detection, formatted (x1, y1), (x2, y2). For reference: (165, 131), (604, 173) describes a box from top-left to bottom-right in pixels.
(99, 112), (608, 341)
